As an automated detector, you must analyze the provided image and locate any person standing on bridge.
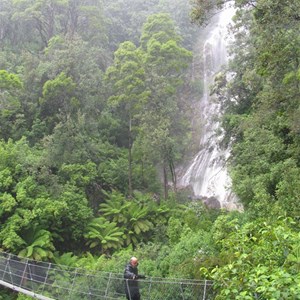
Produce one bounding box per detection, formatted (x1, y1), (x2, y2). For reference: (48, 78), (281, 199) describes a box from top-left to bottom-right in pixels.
(124, 257), (145, 300)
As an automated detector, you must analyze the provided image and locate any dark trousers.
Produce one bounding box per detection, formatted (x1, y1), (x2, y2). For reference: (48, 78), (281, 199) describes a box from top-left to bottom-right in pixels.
(125, 287), (140, 300)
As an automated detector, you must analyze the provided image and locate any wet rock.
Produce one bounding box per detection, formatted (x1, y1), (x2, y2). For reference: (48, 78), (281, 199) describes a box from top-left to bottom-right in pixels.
(202, 196), (221, 209)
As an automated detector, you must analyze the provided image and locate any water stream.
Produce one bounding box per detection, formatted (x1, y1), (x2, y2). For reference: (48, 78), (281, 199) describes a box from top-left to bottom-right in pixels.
(178, 3), (241, 210)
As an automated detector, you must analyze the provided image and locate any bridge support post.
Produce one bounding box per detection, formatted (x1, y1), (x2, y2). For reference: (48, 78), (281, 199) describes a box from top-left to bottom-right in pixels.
(125, 279), (132, 300)
(1, 254), (11, 281)
(20, 259), (29, 288)
(202, 280), (207, 300)
(41, 263), (51, 294)
(104, 272), (112, 299)
(68, 268), (78, 300)
(180, 282), (185, 300)
(147, 277), (152, 300)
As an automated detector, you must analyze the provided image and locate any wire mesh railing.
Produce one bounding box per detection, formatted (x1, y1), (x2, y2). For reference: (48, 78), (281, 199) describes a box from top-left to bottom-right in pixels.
(0, 251), (215, 299)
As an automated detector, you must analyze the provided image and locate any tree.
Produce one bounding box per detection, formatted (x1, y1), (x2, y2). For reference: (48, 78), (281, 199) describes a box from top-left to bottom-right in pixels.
(0, 0), (16, 49)
(124, 202), (153, 246)
(99, 190), (131, 224)
(12, 0), (64, 48)
(102, 0), (160, 50)
(105, 41), (149, 197)
(0, 70), (25, 140)
(39, 72), (78, 133)
(11, 0), (107, 48)
(63, 0), (107, 45)
(99, 190), (154, 248)
(158, 0), (199, 49)
(138, 13), (192, 198)
(18, 226), (55, 261)
(140, 13), (182, 49)
(190, 0), (227, 25)
(84, 217), (124, 254)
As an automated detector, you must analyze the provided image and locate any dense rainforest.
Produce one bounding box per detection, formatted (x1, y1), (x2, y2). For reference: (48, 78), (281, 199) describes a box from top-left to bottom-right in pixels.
(0, 0), (299, 299)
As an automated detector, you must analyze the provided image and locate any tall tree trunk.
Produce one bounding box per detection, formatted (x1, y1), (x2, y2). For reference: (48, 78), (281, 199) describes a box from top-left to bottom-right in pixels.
(128, 117), (133, 198)
(169, 158), (177, 193)
(163, 163), (168, 199)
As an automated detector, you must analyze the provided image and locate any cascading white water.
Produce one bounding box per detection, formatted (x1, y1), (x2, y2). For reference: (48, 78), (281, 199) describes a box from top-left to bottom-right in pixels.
(179, 3), (241, 210)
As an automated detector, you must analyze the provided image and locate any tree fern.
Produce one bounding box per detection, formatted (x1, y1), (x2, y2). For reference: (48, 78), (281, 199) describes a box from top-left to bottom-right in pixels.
(84, 217), (124, 253)
(99, 190), (130, 223)
(18, 226), (55, 261)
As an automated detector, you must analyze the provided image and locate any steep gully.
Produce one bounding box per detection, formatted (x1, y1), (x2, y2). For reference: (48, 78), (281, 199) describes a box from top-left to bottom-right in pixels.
(177, 3), (242, 211)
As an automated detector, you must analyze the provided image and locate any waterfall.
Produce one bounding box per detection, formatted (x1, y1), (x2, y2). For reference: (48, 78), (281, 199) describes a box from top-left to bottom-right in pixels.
(179, 3), (241, 210)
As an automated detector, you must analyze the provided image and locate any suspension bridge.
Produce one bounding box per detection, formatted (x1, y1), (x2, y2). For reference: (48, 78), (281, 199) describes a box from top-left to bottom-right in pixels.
(0, 251), (215, 299)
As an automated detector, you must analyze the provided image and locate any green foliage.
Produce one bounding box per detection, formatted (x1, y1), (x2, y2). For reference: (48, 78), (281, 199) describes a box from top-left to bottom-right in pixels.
(53, 185), (93, 245)
(99, 190), (130, 224)
(16, 294), (32, 300)
(140, 13), (181, 49)
(166, 217), (183, 245)
(53, 251), (79, 267)
(76, 252), (106, 270)
(18, 226), (55, 261)
(59, 161), (98, 187)
(0, 193), (16, 215)
(190, 0), (226, 25)
(99, 190), (156, 248)
(104, 41), (150, 195)
(88, 246), (135, 273)
(0, 138), (93, 254)
(98, 153), (130, 192)
(158, 0), (199, 49)
(163, 227), (214, 278)
(39, 72), (78, 132)
(211, 0), (300, 224)
(137, 12), (192, 197)
(0, 70), (22, 89)
(127, 203), (154, 235)
(275, 159), (300, 218)
(210, 217), (300, 299)
(183, 200), (222, 232)
(84, 217), (124, 253)
(11, 0), (107, 49)
(0, 70), (25, 140)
